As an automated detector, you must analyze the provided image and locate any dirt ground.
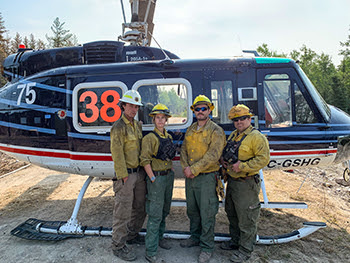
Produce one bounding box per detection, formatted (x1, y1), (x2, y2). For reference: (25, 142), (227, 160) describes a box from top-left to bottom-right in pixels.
(0, 152), (350, 263)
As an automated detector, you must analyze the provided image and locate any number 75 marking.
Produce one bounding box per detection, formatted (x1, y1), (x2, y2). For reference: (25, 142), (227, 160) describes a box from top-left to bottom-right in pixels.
(17, 82), (37, 105)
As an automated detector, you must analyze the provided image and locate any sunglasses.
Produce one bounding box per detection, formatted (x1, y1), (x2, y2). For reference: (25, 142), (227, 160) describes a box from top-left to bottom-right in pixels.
(194, 107), (208, 112)
(233, 116), (249, 122)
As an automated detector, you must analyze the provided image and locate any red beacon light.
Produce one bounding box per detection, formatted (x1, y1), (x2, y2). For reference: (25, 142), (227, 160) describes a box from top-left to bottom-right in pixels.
(17, 44), (32, 52)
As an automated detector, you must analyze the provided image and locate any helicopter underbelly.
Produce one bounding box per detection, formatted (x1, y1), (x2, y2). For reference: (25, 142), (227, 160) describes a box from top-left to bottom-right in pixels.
(0, 143), (114, 178)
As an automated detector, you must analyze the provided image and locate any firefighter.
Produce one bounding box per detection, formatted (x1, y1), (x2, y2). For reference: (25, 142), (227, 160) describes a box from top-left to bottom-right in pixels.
(220, 104), (270, 263)
(140, 103), (177, 263)
(110, 90), (146, 261)
(180, 95), (226, 263)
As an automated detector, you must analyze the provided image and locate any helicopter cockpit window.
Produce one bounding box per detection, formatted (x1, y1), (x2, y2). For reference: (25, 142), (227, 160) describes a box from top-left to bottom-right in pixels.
(296, 64), (330, 121)
(133, 78), (191, 131)
(72, 81), (128, 133)
(264, 74), (292, 128)
(210, 81), (233, 124)
(294, 83), (317, 124)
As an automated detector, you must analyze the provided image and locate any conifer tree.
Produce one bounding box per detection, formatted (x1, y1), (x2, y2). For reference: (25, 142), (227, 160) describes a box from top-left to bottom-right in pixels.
(36, 39), (46, 49)
(0, 13), (9, 87)
(340, 26), (350, 57)
(46, 17), (77, 47)
(10, 32), (22, 53)
(23, 36), (29, 48)
(27, 34), (36, 49)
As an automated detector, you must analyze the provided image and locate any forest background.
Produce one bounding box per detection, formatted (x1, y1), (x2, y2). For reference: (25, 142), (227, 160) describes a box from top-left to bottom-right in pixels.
(0, 12), (350, 114)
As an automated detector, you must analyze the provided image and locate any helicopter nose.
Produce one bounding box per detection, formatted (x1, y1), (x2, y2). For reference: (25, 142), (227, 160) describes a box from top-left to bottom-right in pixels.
(333, 135), (350, 164)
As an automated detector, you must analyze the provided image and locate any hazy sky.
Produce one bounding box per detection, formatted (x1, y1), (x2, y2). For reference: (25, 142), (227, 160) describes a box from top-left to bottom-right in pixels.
(2, 0), (350, 65)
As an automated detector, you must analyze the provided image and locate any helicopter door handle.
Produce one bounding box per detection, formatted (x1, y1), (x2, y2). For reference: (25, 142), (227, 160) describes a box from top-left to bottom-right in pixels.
(317, 126), (331, 130)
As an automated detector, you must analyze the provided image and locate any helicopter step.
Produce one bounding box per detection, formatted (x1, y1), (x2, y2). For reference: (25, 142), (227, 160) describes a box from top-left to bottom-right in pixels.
(171, 200), (308, 209)
(162, 222), (327, 244)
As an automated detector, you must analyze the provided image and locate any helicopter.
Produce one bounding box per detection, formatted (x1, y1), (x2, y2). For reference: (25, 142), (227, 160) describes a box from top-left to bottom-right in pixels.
(1, 0), (350, 244)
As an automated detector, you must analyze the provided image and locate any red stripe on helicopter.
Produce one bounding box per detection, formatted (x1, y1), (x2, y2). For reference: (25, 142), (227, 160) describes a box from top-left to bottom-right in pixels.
(0, 145), (113, 161)
(0, 145), (336, 161)
(270, 149), (337, 156)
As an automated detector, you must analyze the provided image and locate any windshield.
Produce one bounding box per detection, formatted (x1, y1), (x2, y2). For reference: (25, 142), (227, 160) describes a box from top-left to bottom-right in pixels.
(296, 64), (331, 122)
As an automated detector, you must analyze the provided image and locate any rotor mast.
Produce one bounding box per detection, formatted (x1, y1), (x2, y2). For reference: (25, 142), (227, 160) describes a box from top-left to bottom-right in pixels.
(119, 0), (156, 46)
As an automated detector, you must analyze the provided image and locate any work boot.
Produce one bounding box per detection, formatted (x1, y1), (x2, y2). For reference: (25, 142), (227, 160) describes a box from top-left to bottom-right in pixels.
(126, 234), (145, 245)
(198, 251), (212, 263)
(180, 238), (200, 248)
(220, 240), (239, 250)
(159, 238), (172, 250)
(112, 245), (137, 261)
(230, 250), (250, 263)
(145, 254), (166, 263)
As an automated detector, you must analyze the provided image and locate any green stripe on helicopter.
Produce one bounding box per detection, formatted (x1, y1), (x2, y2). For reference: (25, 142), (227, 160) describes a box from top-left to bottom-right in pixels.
(255, 57), (291, 64)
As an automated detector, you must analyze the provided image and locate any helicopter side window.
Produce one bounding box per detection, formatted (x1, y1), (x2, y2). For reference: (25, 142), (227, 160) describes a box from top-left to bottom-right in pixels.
(210, 80), (233, 124)
(264, 74), (292, 128)
(73, 81), (128, 133)
(294, 83), (317, 124)
(133, 78), (192, 131)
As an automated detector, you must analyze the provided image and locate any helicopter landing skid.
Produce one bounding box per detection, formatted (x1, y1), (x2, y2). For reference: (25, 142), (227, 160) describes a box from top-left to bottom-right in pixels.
(343, 161), (350, 182)
(11, 217), (326, 245)
(10, 218), (84, 241)
(11, 173), (326, 243)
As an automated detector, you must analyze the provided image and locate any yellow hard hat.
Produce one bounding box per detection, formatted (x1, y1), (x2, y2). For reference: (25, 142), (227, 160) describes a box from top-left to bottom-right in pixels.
(149, 103), (172, 117)
(119, 90), (143, 106)
(228, 104), (253, 120)
(190, 95), (214, 111)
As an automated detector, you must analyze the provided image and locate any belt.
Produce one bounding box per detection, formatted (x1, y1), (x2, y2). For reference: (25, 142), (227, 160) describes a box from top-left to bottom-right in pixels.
(154, 169), (171, 176)
(230, 174), (258, 181)
(198, 171), (216, 176)
(111, 167), (141, 181)
(127, 167), (140, 174)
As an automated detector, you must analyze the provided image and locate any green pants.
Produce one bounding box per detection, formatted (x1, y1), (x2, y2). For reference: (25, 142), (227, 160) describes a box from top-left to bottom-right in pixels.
(145, 170), (174, 256)
(185, 172), (219, 252)
(225, 176), (261, 256)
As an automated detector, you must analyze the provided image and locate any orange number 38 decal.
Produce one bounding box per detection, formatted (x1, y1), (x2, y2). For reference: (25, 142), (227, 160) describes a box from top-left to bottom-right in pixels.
(79, 90), (122, 123)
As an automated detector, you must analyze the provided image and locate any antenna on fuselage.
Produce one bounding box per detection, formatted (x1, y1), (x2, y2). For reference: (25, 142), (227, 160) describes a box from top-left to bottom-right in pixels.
(120, 0), (127, 24)
(148, 32), (173, 65)
(242, 50), (260, 57)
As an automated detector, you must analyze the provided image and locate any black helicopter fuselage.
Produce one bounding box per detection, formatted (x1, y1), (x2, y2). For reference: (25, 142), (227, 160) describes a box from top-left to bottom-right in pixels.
(1, 41), (350, 177)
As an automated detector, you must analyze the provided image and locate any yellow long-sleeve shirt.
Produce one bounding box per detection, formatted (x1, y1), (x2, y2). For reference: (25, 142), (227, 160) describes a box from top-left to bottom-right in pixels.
(140, 128), (173, 171)
(180, 119), (226, 176)
(226, 125), (270, 178)
(110, 114), (142, 179)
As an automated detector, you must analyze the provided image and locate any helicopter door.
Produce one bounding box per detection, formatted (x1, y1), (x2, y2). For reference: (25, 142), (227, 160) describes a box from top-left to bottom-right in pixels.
(204, 70), (235, 127)
(257, 68), (332, 169)
(258, 68), (321, 129)
(259, 71), (294, 129)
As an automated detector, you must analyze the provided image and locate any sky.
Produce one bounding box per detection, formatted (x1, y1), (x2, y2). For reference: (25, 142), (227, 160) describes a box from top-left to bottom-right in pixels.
(1, 0), (350, 65)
